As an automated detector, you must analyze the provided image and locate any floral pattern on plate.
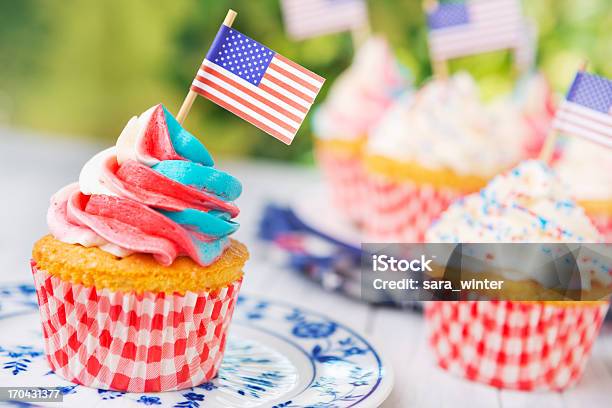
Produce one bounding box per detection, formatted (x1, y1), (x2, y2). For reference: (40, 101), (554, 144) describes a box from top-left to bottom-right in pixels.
(0, 283), (392, 407)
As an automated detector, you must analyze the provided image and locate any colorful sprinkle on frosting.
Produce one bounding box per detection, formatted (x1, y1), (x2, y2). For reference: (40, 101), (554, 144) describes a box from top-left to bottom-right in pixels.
(426, 160), (610, 287)
(427, 160), (602, 243)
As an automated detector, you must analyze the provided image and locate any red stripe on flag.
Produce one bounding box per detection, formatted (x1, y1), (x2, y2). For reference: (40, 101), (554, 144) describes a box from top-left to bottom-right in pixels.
(263, 73), (315, 104)
(258, 83), (309, 114)
(268, 62), (320, 93)
(558, 106), (612, 128)
(555, 113), (612, 137)
(191, 86), (294, 145)
(274, 54), (325, 83)
(194, 75), (298, 134)
(200, 65), (303, 124)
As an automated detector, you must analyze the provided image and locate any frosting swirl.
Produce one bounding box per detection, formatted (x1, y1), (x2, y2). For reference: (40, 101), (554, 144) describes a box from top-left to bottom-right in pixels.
(426, 160), (601, 243)
(367, 73), (526, 176)
(47, 104), (241, 266)
(313, 36), (410, 140)
(426, 160), (609, 288)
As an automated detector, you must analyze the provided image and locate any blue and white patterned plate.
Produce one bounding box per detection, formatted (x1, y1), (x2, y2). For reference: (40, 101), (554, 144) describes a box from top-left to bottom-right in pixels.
(0, 284), (392, 407)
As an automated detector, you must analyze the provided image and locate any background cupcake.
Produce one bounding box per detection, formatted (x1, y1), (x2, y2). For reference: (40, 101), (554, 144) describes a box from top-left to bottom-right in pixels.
(425, 160), (609, 391)
(32, 104), (248, 392)
(555, 138), (612, 242)
(364, 73), (526, 242)
(313, 36), (409, 225)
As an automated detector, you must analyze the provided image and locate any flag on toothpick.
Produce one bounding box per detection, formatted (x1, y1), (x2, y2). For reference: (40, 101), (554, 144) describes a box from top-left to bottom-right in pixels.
(426, 0), (523, 61)
(191, 24), (325, 145)
(552, 71), (612, 148)
(280, 0), (368, 40)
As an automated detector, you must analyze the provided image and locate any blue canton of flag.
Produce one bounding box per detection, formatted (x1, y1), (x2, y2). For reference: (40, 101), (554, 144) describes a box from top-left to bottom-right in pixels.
(553, 72), (612, 148)
(205, 26), (275, 86)
(566, 72), (612, 114)
(427, 3), (469, 29)
(191, 24), (325, 145)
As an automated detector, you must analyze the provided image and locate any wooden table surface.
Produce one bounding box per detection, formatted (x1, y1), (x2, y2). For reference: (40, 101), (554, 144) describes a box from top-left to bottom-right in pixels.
(2, 128), (611, 407)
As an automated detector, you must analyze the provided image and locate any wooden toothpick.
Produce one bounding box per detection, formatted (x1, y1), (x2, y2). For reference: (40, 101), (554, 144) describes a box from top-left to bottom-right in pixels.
(423, 0), (448, 79)
(537, 129), (558, 165)
(432, 59), (449, 79)
(176, 9), (238, 124)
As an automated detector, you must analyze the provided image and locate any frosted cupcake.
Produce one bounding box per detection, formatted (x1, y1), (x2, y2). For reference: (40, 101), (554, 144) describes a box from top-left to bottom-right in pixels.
(364, 73), (524, 242)
(313, 36), (409, 225)
(556, 138), (612, 242)
(425, 160), (609, 391)
(32, 104), (248, 392)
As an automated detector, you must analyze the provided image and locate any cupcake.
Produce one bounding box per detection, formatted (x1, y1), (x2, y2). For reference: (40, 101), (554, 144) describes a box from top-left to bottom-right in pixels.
(32, 104), (248, 392)
(364, 73), (524, 242)
(313, 36), (409, 225)
(425, 160), (609, 391)
(555, 138), (612, 242)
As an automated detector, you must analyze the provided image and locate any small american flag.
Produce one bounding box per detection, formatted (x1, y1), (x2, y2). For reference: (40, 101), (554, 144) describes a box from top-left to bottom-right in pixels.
(553, 71), (612, 148)
(191, 24), (325, 145)
(426, 0), (523, 61)
(281, 0), (368, 40)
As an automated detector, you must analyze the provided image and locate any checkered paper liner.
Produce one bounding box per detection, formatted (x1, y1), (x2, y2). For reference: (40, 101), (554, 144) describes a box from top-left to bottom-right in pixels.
(425, 301), (609, 391)
(317, 150), (368, 225)
(31, 262), (242, 392)
(364, 174), (462, 242)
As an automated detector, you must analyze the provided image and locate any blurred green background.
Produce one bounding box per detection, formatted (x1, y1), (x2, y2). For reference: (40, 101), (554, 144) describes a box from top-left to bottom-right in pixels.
(0, 0), (610, 162)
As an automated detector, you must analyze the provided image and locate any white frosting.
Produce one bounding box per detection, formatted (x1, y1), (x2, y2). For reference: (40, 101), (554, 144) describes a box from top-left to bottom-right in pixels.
(555, 138), (612, 201)
(426, 160), (607, 287)
(80, 106), (160, 197)
(427, 160), (601, 243)
(367, 73), (527, 176)
(116, 105), (158, 166)
(314, 36), (409, 141)
(79, 147), (118, 196)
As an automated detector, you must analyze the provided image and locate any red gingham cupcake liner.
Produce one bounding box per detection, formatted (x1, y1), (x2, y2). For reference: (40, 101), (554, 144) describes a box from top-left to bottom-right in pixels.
(317, 150), (367, 225)
(588, 213), (612, 243)
(425, 301), (609, 391)
(31, 261), (242, 392)
(364, 173), (462, 242)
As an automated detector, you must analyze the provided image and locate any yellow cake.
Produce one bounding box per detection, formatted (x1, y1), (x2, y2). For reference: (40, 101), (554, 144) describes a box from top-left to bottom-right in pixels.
(315, 137), (365, 159)
(365, 154), (489, 192)
(33, 235), (248, 295)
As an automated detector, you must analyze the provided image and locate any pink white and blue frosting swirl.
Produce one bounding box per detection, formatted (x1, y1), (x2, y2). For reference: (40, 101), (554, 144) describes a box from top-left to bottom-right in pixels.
(47, 104), (241, 266)
(313, 36), (410, 140)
